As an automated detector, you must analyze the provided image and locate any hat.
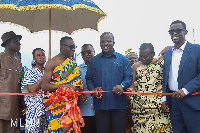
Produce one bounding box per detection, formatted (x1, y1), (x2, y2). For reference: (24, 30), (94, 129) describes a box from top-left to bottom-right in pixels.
(1, 31), (22, 47)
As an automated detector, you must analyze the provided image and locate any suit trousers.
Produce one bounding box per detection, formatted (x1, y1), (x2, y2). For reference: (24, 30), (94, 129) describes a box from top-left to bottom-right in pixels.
(95, 109), (127, 133)
(170, 96), (200, 133)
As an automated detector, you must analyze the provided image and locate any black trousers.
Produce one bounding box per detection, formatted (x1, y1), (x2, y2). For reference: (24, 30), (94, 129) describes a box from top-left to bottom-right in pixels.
(81, 116), (97, 133)
(95, 109), (127, 133)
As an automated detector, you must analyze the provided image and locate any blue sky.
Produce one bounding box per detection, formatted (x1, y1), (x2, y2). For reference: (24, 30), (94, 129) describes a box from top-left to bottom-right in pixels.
(0, 0), (200, 68)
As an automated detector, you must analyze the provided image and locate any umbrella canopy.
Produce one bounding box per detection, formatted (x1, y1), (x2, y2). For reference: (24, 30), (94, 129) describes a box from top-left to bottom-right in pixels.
(0, 0), (106, 58)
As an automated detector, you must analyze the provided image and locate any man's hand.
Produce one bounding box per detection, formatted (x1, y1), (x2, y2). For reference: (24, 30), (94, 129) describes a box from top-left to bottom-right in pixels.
(79, 94), (88, 102)
(162, 101), (169, 112)
(92, 87), (102, 99)
(172, 89), (186, 99)
(112, 85), (124, 95)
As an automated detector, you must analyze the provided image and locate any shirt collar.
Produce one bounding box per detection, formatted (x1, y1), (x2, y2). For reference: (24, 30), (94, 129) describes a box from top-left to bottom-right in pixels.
(172, 41), (187, 51)
(100, 49), (117, 58)
(79, 62), (87, 68)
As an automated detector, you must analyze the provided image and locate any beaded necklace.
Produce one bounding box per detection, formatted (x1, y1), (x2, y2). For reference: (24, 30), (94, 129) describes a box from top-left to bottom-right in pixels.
(136, 56), (163, 80)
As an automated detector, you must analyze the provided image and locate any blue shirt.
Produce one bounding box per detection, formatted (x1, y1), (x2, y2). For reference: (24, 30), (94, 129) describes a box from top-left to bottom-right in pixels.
(78, 63), (95, 116)
(86, 50), (133, 110)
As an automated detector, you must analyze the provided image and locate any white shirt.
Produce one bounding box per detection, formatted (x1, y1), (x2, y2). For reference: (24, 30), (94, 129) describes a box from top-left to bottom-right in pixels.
(162, 41), (189, 102)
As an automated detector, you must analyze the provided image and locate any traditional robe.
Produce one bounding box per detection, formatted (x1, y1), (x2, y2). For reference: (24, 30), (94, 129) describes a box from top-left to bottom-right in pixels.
(43, 57), (83, 133)
(0, 52), (22, 120)
(130, 57), (172, 133)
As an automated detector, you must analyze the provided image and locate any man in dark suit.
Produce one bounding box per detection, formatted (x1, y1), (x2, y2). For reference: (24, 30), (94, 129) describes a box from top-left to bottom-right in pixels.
(162, 20), (200, 133)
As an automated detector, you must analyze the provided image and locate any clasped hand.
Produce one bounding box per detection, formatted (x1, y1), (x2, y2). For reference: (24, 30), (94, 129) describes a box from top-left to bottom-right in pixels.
(112, 85), (124, 95)
(92, 87), (102, 99)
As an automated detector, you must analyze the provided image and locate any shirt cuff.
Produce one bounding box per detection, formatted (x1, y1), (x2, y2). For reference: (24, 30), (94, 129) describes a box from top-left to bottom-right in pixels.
(182, 88), (189, 95)
(121, 82), (127, 90)
(121, 84), (124, 88)
(162, 96), (166, 102)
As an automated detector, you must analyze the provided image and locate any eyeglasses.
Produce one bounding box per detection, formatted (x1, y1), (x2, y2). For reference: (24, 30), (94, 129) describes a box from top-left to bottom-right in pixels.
(168, 29), (185, 35)
(81, 50), (93, 55)
(63, 44), (77, 50)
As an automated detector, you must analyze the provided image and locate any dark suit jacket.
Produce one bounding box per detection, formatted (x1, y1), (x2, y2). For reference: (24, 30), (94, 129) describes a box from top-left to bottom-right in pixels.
(163, 41), (200, 111)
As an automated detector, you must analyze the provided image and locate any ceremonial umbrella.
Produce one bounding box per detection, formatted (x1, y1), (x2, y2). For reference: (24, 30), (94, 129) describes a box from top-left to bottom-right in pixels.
(0, 0), (106, 59)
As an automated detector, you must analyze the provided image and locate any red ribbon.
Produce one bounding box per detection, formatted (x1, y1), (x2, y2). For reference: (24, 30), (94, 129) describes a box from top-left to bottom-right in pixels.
(0, 92), (45, 95)
(1, 90), (200, 95)
(48, 86), (85, 133)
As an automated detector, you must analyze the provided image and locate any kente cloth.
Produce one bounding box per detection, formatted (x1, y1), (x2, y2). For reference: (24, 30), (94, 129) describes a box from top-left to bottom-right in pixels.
(130, 58), (172, 133)
(126, 99), (133, 132)
(43, 57), (83, 133)
(21, 68), (48, 133)
(0, 52), (22, 120)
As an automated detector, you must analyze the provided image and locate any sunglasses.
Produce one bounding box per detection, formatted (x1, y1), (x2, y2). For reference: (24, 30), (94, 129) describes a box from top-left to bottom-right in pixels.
(168, 29), (185, 35)
(63, 44), (77, 50)
(81, 50), (93, 55)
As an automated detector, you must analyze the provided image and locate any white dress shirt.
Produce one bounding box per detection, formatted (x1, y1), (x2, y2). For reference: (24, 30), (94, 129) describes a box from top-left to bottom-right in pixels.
(162, 41), (189, 102)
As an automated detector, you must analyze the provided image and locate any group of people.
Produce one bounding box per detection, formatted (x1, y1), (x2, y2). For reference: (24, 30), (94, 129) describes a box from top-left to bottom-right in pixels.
(0, 20), (200, 133)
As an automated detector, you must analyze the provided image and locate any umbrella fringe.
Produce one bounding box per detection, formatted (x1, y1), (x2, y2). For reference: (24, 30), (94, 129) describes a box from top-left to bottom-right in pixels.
(0, 21), (106, 34)
(0, 3), (107, 33)
(71, 13), (106, 34)
(0, 21), (33, 33)
(0, 4), (106, 16)
(70, 28), (98, 35)
(97, 13), (107, 31)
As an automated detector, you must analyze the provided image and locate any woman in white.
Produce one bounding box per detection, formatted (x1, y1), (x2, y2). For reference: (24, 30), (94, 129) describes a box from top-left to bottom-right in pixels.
(21, 48), (48, 133)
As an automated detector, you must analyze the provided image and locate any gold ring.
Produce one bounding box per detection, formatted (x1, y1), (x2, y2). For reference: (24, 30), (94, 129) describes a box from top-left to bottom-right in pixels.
(178, 96), (181, 98)
(117, 92), (120, 94)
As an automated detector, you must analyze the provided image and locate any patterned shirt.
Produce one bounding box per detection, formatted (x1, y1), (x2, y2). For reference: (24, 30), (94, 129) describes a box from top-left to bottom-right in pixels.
(21, 68), (46, 132)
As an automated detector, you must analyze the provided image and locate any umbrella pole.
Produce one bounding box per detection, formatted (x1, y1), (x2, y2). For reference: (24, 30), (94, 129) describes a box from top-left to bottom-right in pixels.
(48, 9), (51, 59)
